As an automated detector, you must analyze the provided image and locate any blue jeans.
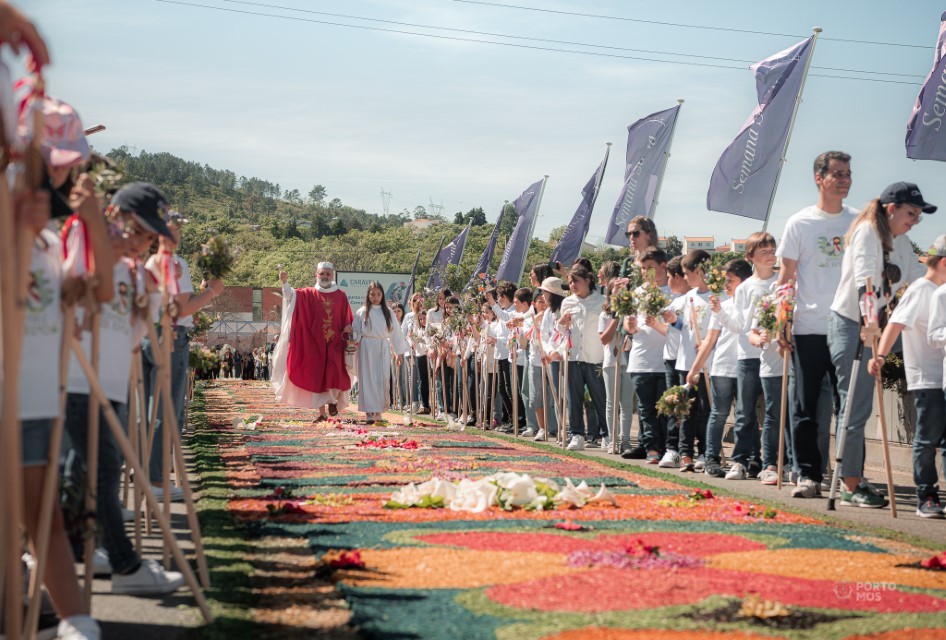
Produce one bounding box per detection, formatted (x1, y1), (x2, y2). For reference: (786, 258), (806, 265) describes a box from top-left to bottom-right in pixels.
(913, 388), (946, 502)
(631, 372), (667, 453)
(141, 326), (190, 484)
(705, 375), (737, 464)
(602, 364), (633, 446)
(828, 311), (876, 479)
(679, 374), (709, 458)
(566, 361), (607, 439)
(760, 376), (784, 469)
(64, 393), (138, 574)
(732, 359), (761, 466)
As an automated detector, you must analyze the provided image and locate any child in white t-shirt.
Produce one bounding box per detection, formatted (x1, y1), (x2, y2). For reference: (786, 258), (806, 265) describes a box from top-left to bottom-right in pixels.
(688, 259), (753, 477)
(870, 236), (946, 518)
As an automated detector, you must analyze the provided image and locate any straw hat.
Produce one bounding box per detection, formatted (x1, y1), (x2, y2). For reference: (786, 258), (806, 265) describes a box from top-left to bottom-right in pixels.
(539, 277), (568, 297)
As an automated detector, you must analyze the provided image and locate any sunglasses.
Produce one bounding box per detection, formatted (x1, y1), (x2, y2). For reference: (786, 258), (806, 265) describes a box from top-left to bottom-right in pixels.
(625, 230), (642, 238)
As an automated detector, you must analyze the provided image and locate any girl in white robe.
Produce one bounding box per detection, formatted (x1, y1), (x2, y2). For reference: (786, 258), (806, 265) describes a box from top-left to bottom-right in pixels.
(353, 281), (408, 423)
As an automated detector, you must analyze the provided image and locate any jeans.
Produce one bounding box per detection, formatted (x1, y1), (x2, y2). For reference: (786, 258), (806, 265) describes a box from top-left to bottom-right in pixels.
(520, 362), (538, 430)
(664, 362), (684, 452)
(141, 326), (189, 484)
(64, 393), (138, 575)
(679, 374), (709, 458)
(760, 376), (784, 469)
(632, 371), (666, 453)
(492, 360), (513, 423)
(435, 364), (455, 414)
(602, 363), (633, 446)
(732, 359), (761, 467)
(828, 311), (876, 479)
(566, 361), (607, 439)
(705, 375), (737, 464)
(913, 388), (946, 502)
(789, 334), (838, 483)
(414, 355), (430, 409)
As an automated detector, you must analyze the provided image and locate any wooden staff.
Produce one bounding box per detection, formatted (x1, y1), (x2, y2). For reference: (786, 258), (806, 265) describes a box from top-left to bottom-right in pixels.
(776, 354), (790, 490)
(560, 359), (569, 449)
(70, 344), (214, 620)
(511, 345), (519, 437)
(81, 306), (101, 608)
(530, 319), (560, 442)
(24, 302), (76, 639)
(123, 357), (139, 505)
(865, 276), (897, 518)
(131, 352), (148, 549)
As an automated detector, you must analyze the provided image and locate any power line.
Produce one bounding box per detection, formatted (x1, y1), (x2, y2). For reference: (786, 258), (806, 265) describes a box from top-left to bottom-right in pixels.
(451, 0), (933, 50)
(154, 0), (924, 85)
(219, 0), (924, 79)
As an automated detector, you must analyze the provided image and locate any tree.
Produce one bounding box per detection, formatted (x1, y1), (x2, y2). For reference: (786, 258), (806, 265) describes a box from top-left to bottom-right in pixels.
(453, 211), (465, 224)
(308, 184), (327, 204)
(413, 205), (427, 220)
(548, 225), (567, 244)
(328, 198), (343, 215)
(466, 207), (487, 226)
(499, 202), (518, 237)
(664, 235), (683, 257)
(284, 188), (302, 204)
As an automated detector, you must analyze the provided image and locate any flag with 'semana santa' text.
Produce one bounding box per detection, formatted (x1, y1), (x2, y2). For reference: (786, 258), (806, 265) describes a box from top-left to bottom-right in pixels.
(707, 36), (814, 220)
(906, 12), (946, 161)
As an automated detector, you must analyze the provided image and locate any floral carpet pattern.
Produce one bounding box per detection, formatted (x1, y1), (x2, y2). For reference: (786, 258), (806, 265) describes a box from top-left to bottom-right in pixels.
(204, 380), (946, 640)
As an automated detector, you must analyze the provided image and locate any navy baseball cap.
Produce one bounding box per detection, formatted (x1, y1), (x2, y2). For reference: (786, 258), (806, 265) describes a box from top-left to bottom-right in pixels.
(879, 182), (937, 214)
(111, 182), (174, 238)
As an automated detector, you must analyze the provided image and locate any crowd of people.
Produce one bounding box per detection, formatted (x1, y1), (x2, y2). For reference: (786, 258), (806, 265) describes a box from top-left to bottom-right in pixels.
(319, 150), (946, 525)
(220, 344), (273, 380)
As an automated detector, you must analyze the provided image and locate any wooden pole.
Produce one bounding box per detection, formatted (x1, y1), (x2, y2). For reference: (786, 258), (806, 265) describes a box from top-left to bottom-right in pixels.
(870, 335), (898, 518)
(776, 355), (790, 490)
(82, 311), (101, 608)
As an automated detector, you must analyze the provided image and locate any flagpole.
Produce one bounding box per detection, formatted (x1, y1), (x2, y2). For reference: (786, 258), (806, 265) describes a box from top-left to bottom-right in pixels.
(514, 176), (549, 285)
(761, 28), (821, 233)
(647, 99), (685, 220)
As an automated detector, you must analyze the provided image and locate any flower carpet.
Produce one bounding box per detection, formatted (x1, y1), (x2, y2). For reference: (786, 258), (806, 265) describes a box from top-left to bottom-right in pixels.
(199, 380), (946, 640)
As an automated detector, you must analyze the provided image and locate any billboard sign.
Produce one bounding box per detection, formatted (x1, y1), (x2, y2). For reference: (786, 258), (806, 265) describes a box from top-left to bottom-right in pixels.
(337, 271), (411, 312)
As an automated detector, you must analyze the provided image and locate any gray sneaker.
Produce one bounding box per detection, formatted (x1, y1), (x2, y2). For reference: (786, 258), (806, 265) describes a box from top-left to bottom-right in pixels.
(916, 496), (945, 518)
(791, 477), (822, 498)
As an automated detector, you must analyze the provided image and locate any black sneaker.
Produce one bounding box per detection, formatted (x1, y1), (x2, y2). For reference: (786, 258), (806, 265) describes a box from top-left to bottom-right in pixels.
(621, 446), (647, 460)
(746, 460), (762, 479)
(704, 461), (725, 478)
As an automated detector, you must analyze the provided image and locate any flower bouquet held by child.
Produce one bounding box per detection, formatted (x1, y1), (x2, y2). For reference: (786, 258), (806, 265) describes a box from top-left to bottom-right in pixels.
(638, 282), (670, 318)
(657, 384), (694, 423)
(609, 287), (637, 318)
(196, 235), (235, 280)
(702, 264), (726, 295)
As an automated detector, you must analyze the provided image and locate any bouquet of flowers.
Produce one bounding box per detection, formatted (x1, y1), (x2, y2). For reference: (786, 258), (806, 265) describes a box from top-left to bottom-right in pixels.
(637, 282), (670, 318)
(702, 264), (726, 294)
(196, 235), (235, 280)
(474, 272), (497, 294)
(656, 385), (693, 422)
(424, 323), (446, 344)
(609, 287), (637, 318)
(755, 292), (778, 333)
(774, 282), (795, 339)
(447, 312), (467, 334)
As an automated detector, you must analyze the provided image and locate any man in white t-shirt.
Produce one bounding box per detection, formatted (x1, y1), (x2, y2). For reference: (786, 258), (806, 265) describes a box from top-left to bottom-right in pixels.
(776, 151), (859, 499)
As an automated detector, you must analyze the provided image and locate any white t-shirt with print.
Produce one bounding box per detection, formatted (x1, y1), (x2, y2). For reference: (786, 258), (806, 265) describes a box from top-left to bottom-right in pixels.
(629, 284), (671, 374)
(889, 277), (941, 391)
(598, 312), (627, 368)
(19, 230), (63, 419)
(707, 298), (738, 378)
(776, 204), (858, 335)
(928, 283), (946, 388)
(68, 259), (139, 403)
(662, 291), (684, 363)
(145, 253), (196, 328)
(675, 289), (714, 373)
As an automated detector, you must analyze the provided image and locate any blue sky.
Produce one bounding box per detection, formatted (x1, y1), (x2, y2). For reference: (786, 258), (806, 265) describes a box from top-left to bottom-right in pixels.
(23, 0), (946, 249)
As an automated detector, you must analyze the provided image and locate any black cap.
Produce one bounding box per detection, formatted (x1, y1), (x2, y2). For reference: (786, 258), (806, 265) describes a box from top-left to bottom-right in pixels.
(879, 182), (937, 214)
(110, 182), (174, 238)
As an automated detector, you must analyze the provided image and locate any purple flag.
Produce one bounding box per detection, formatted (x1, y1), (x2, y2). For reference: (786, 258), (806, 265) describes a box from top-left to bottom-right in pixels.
(552, 151), (610, 266)
(496, 178), (545, 284)
(707, 36), (814, 219)
(427, 223), (471, 291)
(605, 105), (681, 246)
(424, 234), (446, 291)
(906, 12), (946, 161)
(403, 248), (421, 304)
(468, 210), (502, 287)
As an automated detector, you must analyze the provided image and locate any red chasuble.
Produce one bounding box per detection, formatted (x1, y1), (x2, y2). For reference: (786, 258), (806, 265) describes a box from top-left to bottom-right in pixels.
(286, 288), (353, 393)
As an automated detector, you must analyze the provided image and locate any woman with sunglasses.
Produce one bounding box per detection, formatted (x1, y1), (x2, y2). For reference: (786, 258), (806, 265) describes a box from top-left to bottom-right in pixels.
(828, 182), (933, 508)
(625, 216), (660, 266)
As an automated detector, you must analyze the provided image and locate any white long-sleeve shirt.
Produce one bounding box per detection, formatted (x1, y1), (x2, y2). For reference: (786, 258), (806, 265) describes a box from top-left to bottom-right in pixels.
(559, 290), (606, 364)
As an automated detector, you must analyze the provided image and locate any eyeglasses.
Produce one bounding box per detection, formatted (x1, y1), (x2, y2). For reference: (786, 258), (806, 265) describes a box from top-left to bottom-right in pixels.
(625, 230), (642, 238)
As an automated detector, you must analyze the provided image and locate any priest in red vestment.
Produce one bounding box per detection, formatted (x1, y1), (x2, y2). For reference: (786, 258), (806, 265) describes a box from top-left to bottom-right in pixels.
(271, 262), (354, 419)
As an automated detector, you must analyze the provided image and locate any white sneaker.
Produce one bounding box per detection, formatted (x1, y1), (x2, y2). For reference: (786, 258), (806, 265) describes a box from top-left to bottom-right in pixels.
(725, 462), (747, 480)
(521, 428), (536, 438)
(111, 558), (185, 596)
(90, 547), (111, 575)
(694, 455), (705, 472)
(600, 438), (612, 450)
(657, 450), (680, 468)
(58, 615), (101, 640)
(759, 468), (779, 485)
(533, 429), (546, 441)
(566, 435), (585, 451)
(150, 485), (184, 502)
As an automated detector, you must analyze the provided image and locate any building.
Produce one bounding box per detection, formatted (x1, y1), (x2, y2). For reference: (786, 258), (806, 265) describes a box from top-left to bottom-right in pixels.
(203, 286), (283, 352)
(730, 238), (748, 253)
(683, 236), (716, 254)
(404, 218), (442, 234)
